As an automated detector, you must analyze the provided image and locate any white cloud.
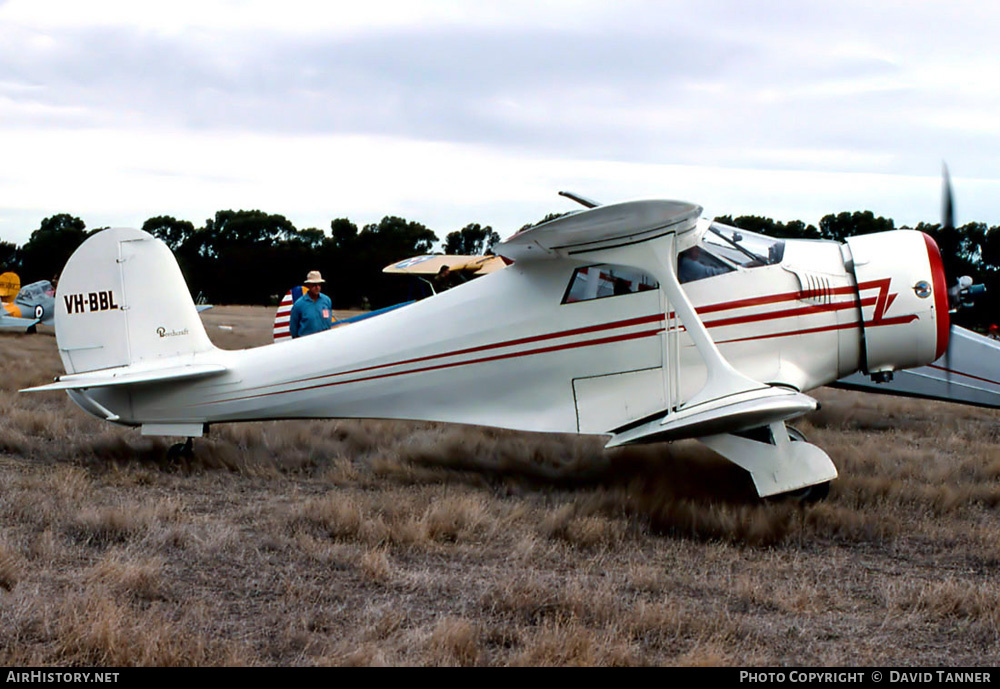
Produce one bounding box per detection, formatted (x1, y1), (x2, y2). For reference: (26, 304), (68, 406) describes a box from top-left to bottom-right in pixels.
(0, 0), (615, 35)
(3, 0), (1000, 248)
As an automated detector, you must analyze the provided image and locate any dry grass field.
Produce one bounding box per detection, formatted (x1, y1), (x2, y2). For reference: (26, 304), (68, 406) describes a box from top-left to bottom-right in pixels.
(2, 305), (1000, 666)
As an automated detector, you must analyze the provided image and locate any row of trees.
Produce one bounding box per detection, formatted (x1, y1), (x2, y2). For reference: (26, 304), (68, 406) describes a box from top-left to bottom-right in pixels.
(716, 211), (1000, 329)
(0, 211), (501, 310)
(2, 208), (999, 326)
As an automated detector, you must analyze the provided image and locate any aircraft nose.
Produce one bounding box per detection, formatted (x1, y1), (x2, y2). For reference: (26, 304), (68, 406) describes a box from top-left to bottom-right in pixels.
(844, 229), (950, 373)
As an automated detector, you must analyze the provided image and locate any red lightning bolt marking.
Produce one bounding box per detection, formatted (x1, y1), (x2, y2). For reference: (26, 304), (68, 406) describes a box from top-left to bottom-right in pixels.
(859, 278), (898, 323)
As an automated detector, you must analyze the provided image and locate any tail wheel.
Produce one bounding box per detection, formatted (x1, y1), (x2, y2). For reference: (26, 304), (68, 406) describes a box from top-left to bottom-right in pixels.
(166, 438), (194, 464)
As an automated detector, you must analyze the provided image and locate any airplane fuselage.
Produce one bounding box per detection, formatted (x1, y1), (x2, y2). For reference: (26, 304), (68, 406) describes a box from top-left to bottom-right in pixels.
(70, 225), (944, 440)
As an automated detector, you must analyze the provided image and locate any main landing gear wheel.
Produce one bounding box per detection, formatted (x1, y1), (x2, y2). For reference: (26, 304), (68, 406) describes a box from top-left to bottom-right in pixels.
(772, 426), (832, 504)
(781, 480), (831, 504)
(166, 437), (194, 464)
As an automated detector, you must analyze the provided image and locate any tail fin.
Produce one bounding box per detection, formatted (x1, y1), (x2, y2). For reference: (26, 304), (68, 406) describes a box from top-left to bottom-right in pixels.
(55, 228), (216, 374)
(0, 271), (20, 302)
(273, 286), (305, 341)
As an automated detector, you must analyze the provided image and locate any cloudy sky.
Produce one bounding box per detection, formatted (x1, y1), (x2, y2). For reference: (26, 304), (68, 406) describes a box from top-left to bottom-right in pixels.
(2, 0), (1000, 247)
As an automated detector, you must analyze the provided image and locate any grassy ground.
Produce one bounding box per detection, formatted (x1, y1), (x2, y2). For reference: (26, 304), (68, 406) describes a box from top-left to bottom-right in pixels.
(1, 306), (999, 666)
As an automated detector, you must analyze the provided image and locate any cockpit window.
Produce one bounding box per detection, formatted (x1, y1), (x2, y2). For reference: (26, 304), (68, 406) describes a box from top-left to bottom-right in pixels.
(677, 246), (734, 283)
(563, 264), (658, 304)
(677, 223), (786, 283)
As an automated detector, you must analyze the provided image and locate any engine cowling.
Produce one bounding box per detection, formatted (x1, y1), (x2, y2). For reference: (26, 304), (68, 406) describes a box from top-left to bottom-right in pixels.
(843, 230), (949, 374)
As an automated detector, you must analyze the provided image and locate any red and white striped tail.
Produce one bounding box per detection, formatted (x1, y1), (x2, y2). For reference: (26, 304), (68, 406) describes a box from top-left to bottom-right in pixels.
(273, 287), (303, 341)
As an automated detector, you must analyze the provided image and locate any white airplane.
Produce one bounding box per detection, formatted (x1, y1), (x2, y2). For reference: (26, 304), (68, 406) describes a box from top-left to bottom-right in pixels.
(22, 197), (955, 501)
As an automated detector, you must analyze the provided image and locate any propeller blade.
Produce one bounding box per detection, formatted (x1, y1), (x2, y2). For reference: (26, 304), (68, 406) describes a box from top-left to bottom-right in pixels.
(941, 164), (955, 389)
(942, 162), (954, 232)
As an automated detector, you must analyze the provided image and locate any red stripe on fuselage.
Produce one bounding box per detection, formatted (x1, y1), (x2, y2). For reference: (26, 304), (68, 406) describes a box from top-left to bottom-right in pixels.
(717, 314), (917, 345)
(696, 281), (890, 315)
(701, 297), (874, 329)
(203, 327), (667, 404)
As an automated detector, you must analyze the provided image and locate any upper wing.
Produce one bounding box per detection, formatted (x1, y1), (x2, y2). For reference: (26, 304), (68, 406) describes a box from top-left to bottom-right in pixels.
(496, 200), (702, 262)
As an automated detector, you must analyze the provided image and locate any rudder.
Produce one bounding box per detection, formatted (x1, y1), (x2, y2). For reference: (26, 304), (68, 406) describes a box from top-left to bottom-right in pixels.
(55, 228), (216, 374)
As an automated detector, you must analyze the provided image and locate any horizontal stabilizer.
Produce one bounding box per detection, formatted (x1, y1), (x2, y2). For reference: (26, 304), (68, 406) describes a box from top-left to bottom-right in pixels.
(22, 362), (227, 392)
(606, 387), (818, 447)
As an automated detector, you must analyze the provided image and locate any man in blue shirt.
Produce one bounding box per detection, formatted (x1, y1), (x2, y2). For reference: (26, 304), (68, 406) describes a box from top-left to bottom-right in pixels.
(289, 270), (335, 338)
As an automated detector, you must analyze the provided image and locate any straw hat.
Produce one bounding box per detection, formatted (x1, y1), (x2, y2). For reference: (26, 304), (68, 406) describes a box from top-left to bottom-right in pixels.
(304, 270), (325, 285)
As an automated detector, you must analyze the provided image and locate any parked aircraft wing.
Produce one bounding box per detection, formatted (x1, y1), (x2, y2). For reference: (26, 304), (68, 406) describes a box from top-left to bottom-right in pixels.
(0, 315), (41, 331)
(836, 325), (1000, 408)
(382, 254), (505, 275)
(497, 200), (702, 262)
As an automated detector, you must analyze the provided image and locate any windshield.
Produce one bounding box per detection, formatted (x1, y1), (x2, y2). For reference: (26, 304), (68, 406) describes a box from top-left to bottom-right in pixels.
(702, 222), (785, 268)
(677, 223), (786, 283)
(19, 281), (54, 300)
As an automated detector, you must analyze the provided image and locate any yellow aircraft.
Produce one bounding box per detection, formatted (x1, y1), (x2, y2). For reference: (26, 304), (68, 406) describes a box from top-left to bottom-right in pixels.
(383, 254), (507, 294)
